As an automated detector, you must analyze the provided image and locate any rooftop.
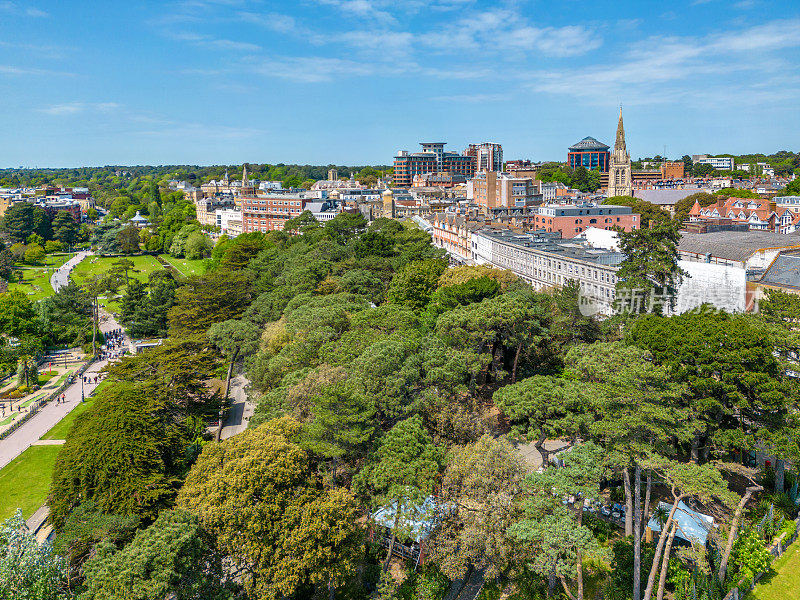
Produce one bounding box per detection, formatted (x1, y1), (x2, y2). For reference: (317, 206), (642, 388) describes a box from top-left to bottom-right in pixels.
(648, 501), (714, 545)
(568, 136), (610, 152)
(759, 253), (800, 289)
(678, 231), (800, 263)
(633, 189), (711, 206)
(475, 227), (624, 266)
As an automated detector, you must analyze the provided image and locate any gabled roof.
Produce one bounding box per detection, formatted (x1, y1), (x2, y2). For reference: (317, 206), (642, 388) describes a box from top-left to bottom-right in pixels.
(569, 136), (610, 152)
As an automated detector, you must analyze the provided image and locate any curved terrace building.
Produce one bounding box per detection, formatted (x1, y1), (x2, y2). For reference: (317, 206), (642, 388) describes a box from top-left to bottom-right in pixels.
(568, 136), (610, 173)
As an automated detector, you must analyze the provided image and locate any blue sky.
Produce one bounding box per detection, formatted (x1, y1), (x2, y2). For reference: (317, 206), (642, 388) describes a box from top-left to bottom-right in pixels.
(1, 0), (799, 167)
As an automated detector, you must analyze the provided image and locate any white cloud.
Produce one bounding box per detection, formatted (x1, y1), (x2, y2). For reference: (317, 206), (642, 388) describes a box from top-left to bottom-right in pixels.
(432, 93), (506, 103)
(0, 65), (74, 76)
(314, 0), (396, 25)
(526, 19), (800, 107)
(237, 11), (298, 33)
(248, 55), (379, 82)
(0, 2), (48, 17)
(167, 31), (261, 52)
(39, 102), (120, 115)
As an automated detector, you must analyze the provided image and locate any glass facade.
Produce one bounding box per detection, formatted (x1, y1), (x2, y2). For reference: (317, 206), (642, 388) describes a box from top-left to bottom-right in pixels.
(568, 150), (610, 172)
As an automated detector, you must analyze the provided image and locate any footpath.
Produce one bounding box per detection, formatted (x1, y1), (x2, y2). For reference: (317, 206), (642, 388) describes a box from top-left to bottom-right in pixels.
(0, 315), (123, 471)
(50, 250), (91, 293)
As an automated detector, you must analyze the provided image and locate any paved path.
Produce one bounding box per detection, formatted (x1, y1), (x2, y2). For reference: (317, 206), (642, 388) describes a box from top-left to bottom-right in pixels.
(0, 313), (124, 470)
(50, 250), (90, 293)
(220, 374), (254, 440)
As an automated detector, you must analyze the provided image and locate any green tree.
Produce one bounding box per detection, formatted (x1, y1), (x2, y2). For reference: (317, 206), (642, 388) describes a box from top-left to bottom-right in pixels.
(0, 510), (70, 600)
(357, 415), (441, 571)
(509, 442), (609, 600)
(52, 501), (138, 582)
(300, 377), (376, 482)
(116, 224), (141, 254)
(119, 279), (149, 337)
(430, 435), (526, 579)
(24, 242), (46, 264)
(614, 221), (685, 313)
(785, 179), (800, 195)
(603, 196), (672, 228)
(207, 318), (259, 407)
(49, 382), (189, 527)
(185, 232), (211, 259)
(0, 290), (39, 338)
(1, 202), (37, 242)
(387, 258), (448, 311)
(52, 211), (79, 246)
(79, 510), (234, 600)
(177, 417), (362, 600)
(168, 270), (254, 336)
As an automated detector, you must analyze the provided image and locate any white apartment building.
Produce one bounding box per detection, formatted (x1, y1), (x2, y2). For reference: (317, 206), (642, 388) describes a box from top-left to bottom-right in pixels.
(692, 155), (735, 171)
(471, 228), (622, 314)
(216, 208), (242, 237)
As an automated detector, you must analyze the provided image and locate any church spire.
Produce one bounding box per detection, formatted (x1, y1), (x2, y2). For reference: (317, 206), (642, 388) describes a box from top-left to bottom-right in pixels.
(242, 163), (249, 186)
(615, 108), (626, 153)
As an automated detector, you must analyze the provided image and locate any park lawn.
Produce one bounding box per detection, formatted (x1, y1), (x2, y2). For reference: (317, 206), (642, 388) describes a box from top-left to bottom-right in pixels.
(0, 445), (61, 521)
(41, 397), (94, 440)
(7, 266), (55, 301)
(746, 539), (800, 600)
(0, 413), (19, 426)
(43, 252), (75, 268)
(71, 254), (163, 285)
(159, 254), (209, 277)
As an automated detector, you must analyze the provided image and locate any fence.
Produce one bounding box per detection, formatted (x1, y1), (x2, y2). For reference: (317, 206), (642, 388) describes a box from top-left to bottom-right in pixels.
(722, 517), (800, 600)
(0, 357), (95, 442)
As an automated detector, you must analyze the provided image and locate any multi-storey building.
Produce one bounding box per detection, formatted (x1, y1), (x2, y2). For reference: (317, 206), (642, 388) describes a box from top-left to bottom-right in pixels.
(471, 228), (623, 314)
(568, 137), (610, 172)
(688, 197), (799, 233)
(692, 155), (735, 171)
(465, 142), (503, 173)
(532, 203), (639, 238)
(468, 171), (542, 213)
(196, 196), (235, 227)
(392, 142), (489, 187)
(241, 193), (308, 233)
(660, 161), (685, 180)
(430, 212), (486, 263)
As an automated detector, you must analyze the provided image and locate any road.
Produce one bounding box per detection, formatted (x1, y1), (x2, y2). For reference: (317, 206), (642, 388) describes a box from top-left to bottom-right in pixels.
(220, 374), (254, 440)
(50, 251), (90, 293)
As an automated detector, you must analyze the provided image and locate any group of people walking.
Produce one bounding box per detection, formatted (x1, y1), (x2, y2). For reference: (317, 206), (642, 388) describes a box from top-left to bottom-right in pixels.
(100, 328), (126, 361)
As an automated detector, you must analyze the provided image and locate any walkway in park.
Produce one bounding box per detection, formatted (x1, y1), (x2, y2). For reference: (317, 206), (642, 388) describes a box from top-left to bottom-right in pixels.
(220, 374), (254, 440)
(0, 313), (124, 470)
(50, 250), (90, 293)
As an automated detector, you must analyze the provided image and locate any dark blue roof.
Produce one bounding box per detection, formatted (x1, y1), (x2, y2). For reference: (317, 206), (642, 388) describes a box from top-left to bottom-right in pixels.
(569, 137), (610, 152)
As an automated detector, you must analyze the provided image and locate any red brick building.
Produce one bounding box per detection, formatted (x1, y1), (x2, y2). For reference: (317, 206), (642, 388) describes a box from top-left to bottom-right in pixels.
(533, 203), (639, 238)
(241, 194), (307, 233)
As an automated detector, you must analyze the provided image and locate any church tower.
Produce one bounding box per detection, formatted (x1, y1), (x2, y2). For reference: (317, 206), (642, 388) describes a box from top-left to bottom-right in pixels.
(607, 109), (632, 198)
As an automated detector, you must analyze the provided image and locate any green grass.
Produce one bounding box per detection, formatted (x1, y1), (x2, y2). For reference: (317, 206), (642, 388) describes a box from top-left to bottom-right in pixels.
(0, 445), (61, 521)
(43, 252), (75, 268)
(71, 254), (163, 285)
(6, 253), (76, 301)
(20, 394), (44, 408)
(159, 254), (209, 277)
(53, 370), (74, 387)
(0, 413), (19, 426)
(7, 266), (56, 301)
(41, 397), (94, 440)
(746, 539), (800, 600)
